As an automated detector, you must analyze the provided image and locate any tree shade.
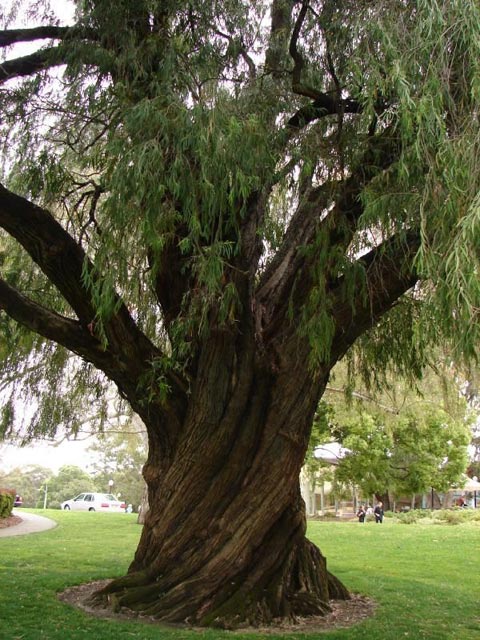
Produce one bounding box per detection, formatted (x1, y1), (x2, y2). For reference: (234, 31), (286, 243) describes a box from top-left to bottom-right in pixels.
(0, 0), (479, 628)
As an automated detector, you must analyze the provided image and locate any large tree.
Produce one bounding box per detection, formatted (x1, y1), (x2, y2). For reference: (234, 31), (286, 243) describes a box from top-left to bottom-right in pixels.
(0, 0), (479, 628)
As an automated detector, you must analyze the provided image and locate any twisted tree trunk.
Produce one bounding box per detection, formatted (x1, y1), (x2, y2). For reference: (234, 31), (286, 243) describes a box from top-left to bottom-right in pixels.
(90, 330), (349, 627)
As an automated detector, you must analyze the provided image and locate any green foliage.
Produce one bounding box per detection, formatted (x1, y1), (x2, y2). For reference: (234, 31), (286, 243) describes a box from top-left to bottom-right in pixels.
(334, 409), (470, 498)
(313, 360), (474, 500)
(391, 508), (480, 526)
(433, 508), (480, 525)
(395, 510), (424, 525)
(1, 0), (480, 441)
(0, 465), (52, 508)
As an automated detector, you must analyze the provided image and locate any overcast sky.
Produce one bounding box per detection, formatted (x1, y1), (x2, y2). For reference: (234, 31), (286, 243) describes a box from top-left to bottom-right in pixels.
(1, 436), (95, 473)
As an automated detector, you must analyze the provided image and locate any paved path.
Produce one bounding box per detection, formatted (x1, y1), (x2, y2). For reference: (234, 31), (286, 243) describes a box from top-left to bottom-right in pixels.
(0, 510), (57, 537)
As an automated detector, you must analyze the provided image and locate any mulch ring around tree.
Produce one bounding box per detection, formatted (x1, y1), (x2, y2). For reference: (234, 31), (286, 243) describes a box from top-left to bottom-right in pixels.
(0, 515), (22, 529)
(58, 579), (377, 633)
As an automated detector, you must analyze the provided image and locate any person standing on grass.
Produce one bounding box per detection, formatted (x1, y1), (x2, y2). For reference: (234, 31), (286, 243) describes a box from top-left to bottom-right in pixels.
(356, 505), (366, 523)
(374, 501), (384, 523)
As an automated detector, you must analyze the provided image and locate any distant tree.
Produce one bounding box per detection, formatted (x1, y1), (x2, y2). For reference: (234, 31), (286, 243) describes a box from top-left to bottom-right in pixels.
(47, 465), (96, 509)
(333, 410), (470, 508)
(0, 464), (51, 507)
(88, 418), (147, 510)
(309, 360), (474, 508)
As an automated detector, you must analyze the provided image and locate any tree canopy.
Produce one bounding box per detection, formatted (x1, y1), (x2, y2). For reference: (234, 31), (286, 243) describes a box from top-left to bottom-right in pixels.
(1, 0), (479, 440)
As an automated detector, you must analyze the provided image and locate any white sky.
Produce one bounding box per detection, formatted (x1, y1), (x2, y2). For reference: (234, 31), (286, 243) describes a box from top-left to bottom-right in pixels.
(2, 0), (75, 27)
(1, 437), (95, 473)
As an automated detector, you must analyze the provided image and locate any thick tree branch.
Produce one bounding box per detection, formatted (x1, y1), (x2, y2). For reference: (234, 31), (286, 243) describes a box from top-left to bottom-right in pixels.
(0, 185), (188, 443)
(0, 277), (116, 371)
(0, 24), (99, 85)
(287, 93), (361, 129)
(150, 233), (192, 329)
(0, 47), (66, 84)
(256, 181), (336, 313)
(257, 126), (400, 329)
(0, 26), (70, 47)
(266, 0), (360, 129)
(0, 275), (185, 452)
(264, 0), (293, 77)
(329, 230), (421, 363)
(0, 183), (99, 324)
(289, 2), (320, 100)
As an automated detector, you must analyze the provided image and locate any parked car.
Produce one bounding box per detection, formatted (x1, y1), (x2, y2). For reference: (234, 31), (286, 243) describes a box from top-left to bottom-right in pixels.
(60, 492), (126, 512)
(14, 494), (23, 507)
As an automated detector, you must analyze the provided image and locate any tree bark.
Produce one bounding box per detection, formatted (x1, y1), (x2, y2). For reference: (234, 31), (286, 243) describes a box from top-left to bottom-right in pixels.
(89, 332), (349, 627)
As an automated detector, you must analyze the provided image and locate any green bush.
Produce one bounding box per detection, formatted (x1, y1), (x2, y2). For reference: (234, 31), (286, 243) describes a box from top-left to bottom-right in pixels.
(390, 508), (480, 526)
(397, 510), (420, 524)
(0, 489), (15, 518)
(433, 509), (471, 525)
(470, 509), (480, 522)
(414, 509), (432, 518)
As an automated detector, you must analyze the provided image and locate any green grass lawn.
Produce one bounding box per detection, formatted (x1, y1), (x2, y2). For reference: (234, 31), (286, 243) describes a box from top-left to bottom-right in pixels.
(0, 510), (478, 639)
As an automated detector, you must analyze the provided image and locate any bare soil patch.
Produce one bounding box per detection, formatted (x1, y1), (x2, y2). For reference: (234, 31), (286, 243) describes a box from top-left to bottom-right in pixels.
(0, 515), (22, 529)
(59, 579), (376, 633)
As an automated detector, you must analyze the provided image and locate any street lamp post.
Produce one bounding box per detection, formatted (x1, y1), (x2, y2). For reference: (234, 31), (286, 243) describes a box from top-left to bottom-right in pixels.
(40, 482), (48, 509)
(108, 479), (114, 494)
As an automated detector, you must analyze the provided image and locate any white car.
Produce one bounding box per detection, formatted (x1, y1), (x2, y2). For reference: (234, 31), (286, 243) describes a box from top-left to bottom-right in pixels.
(61, 492), (126, 512)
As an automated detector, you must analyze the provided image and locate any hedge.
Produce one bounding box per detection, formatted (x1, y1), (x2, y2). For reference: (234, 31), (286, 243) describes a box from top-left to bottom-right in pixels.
(0, 489), (15, 518)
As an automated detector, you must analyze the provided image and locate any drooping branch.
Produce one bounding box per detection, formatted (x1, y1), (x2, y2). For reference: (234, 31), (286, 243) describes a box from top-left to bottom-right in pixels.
(325, 386), (400, 415)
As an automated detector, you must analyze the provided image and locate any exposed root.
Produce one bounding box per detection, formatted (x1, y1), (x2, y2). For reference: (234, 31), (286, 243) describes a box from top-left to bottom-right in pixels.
(60, 579), (376, 633)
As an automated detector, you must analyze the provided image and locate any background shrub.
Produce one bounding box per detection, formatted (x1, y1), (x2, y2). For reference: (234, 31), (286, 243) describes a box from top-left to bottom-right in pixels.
(397, 510), (420, 524)
(433, 509), (471, 525)
(0, 490), (14, 518)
